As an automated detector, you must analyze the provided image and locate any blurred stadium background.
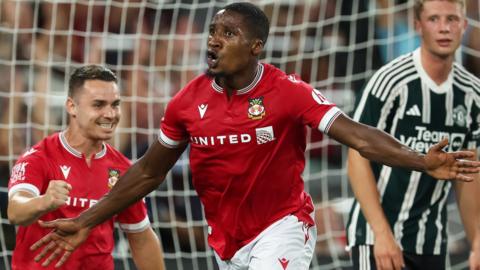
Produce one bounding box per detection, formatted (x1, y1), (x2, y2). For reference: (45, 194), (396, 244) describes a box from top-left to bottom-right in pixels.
(0, 0), (479, 269)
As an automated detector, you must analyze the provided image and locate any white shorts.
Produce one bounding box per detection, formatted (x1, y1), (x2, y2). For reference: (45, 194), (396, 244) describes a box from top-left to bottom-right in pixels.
(214, 215), (317, 270)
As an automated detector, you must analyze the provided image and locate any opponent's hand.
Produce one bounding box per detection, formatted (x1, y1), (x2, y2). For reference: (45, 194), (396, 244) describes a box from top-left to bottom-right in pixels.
(470, 251), (480, 270)
(41, 180), (72, 211)
(30, 218), (90, 268)
(374, 231), (405, 270)
(425, 138), (480, 182)
(470, 233), (480, 270)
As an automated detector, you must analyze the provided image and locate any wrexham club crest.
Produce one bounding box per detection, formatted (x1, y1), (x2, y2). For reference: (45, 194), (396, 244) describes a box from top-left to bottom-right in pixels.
(108, 168), (120, 189)
(248, 96), (266, 120)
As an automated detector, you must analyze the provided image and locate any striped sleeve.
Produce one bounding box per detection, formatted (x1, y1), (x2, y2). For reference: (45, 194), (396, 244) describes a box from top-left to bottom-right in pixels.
(354, 54), (415, 127)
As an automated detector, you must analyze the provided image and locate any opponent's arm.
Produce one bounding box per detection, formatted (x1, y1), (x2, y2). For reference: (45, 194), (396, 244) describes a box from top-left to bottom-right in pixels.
(348, 148), (404, 270)
(8, 180), (72, 226)
(469, 184), (480, 270)
(454, 149), (480, 243)
(471, 223), (480, 270)
(127, 227), (165, 270)
(328, 114), (479, 180)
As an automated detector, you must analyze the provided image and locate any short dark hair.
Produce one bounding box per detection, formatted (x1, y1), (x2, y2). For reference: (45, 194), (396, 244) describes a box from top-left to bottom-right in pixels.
(223, 2), (270, 45)
(68, 65), (117, 98)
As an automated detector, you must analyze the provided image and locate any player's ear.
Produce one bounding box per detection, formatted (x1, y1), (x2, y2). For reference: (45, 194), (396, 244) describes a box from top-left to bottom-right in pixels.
(414, 18), (422, 36)
(66, 97), (77, 117)
(251, 39), (264, 56)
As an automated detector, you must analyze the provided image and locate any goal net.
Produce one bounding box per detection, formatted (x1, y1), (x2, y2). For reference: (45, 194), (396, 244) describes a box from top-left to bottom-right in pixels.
(0, 0), (479, 269)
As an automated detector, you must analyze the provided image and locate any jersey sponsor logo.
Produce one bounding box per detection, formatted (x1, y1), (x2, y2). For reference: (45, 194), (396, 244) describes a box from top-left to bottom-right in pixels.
(191, 134), (252, 146)
(22, 148), (37, 157)
(60, 165), (71, 179)
(406, 104), (421, 116)
(473, 127), (480, 140)
(108, 168), (120, 188)
(248, 97), (266, 120)
(399, 126), (465, 153)
(311, 89), (331, 105)
(190, 126), (275, 146)
(452, 105), (467, 127)
(256, 126), (275, 144)
(278, 258), (289, 270)
(10, 162), (28, 183)
(198, 104), (208, 119)
(66, 196), (98, 208)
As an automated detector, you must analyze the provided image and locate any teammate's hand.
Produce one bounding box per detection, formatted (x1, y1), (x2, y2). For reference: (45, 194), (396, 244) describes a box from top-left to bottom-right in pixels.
(425, 138), (480, 182)
(373, 231), (405, 270)
(30, 218), (90, 268)
(41, 180), (72, 211)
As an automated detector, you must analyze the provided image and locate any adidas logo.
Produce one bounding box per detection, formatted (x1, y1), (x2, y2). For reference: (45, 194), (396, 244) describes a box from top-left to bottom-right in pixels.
(406, 104), (421, 116)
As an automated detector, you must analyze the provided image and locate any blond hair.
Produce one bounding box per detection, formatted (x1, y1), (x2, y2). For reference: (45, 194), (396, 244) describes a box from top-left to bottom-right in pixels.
(414, 0), (465, 19)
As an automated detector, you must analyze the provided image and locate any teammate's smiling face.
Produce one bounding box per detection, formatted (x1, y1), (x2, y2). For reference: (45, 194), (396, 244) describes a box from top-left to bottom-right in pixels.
(67, 80), (121, 141)
(415, 0), (466, 58)
(206, 9), (260, 77)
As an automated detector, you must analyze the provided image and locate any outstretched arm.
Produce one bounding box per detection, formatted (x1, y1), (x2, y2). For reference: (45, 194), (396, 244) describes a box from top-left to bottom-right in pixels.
(30, 141), (186, 267)
(76, 141), (186, 229)
(329, 114), (479, 180)
(348, 148), (404, 270)
(127, 227), (165, 270)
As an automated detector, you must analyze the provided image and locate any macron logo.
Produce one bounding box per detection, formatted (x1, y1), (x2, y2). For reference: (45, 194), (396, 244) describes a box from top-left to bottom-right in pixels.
(198, 104), (208, 119)
(278, 258), (289, 270)
(60, 165), (71, 179)
(406, 104), (421, 116)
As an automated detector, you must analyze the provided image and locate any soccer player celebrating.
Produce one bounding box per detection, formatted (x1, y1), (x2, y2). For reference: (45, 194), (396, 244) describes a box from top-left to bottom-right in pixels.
(30, 3), (480, 270)
(7, 65), (164, 270)
(345, 1), (480, 269)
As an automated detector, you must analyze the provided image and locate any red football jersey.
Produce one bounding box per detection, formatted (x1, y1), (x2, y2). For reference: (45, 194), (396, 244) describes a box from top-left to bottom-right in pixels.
(160, 63), (342, 259)
(8, 132), (150, 270)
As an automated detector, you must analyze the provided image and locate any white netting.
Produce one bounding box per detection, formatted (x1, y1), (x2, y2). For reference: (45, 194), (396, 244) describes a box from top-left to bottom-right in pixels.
(0, 0), (479, 269)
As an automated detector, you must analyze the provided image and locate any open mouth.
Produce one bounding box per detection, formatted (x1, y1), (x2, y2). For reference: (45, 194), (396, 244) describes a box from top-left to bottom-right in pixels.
(98, 123), (114, 129)
(207, 50), (218, 67)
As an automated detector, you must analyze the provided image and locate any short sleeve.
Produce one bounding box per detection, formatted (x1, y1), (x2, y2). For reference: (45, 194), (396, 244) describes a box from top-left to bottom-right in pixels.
(353, 69), (401, 128)
(159, 93), (189, 148)
(287, 75), (342, 134)
(116, 199), (150, 233)
(465, 95), (480, 150)
(8, 148), (47, 198)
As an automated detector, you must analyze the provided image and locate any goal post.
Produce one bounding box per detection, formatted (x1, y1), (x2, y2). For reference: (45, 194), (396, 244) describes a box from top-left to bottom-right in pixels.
(0, 1), (479, 269)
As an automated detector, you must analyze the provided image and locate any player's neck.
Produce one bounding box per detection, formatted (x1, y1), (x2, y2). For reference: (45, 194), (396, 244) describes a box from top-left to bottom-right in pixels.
(63, 128), (104, 161)
(217, 61), (259, 98)
(420, 47), (454, 86)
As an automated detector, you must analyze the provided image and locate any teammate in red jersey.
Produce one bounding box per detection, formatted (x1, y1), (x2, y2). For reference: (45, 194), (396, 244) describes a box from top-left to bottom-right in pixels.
(7, 65), (164, 270)
(30, 3), (480, 270)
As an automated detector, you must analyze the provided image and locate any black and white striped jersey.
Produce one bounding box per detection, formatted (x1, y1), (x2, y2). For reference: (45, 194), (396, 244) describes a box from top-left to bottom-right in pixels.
(346, 48), (480, 255)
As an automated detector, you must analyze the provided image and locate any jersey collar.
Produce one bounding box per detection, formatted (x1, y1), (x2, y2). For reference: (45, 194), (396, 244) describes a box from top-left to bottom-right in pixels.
(211, 63), (264, 95)
(59, 132), (107, 159)
(413, 47), (453, 94)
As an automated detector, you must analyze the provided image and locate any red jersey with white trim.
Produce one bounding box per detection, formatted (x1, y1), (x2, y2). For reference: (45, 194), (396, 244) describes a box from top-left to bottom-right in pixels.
(8, 132), (150, 270)
(160, 63), (342, 259)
